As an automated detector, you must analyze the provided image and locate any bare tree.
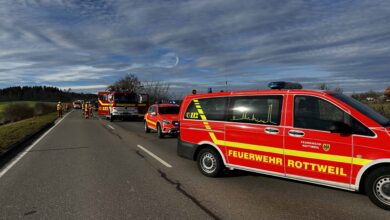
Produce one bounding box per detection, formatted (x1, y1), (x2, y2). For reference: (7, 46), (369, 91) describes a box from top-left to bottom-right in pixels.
(333, 86), (344, 94)
(108, 73), (142, 93)
(385, 86), (390, 99)
(318, 83), (330, 90)
(142, 81), (172, 103)
(318, 83), (343, 93)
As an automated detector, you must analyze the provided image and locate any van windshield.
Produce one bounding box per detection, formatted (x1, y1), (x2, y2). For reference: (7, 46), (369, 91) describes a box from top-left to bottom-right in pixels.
(114, 93), (138, 104)
(159, 106), (180, 114)
(331, 93), (390, 127)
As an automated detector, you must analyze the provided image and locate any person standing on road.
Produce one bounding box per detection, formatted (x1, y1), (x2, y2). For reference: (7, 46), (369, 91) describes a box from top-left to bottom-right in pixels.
(57, 101), (63, 118)
(88, 102), (93, 118)
(84, 101), (90, 119)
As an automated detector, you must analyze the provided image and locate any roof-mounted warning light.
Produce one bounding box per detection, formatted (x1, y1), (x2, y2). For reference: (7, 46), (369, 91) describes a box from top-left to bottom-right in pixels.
(268, 81), (303, 90)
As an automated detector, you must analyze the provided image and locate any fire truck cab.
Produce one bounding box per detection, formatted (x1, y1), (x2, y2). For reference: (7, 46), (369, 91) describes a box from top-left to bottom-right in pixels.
(177, 82), (390, 210)
(98, 90), (149, 121)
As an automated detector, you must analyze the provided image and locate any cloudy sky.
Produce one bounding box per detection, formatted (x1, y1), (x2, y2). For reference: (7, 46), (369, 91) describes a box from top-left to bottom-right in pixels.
(1, 0), (390, 96)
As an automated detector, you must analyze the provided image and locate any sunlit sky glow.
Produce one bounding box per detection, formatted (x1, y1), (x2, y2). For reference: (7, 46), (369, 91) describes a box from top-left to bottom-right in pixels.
(1, 0), (390, 96)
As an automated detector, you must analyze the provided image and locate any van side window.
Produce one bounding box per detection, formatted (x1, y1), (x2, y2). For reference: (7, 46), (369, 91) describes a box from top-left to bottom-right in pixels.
(294, 96), (374, 136)
(294, 96), (347, 131)
(228, 96), (283, 125)
(184, 98), (227, 121)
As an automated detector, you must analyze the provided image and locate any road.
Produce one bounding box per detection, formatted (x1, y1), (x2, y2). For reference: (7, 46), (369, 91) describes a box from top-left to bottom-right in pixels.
(0, 110), (390, 219)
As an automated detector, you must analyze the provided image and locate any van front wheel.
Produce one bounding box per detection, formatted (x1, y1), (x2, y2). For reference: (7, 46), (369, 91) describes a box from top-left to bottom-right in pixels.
(197, 148), (223, 177)
(365, 166), (390, 210)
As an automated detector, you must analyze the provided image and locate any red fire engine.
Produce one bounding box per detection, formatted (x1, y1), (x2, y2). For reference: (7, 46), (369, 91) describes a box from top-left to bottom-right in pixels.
(177, 82), (390, 210)
(98, 90), (149, 121)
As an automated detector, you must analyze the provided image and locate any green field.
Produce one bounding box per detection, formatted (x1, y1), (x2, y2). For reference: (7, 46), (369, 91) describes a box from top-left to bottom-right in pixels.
(0, 112), (57, 154)
(0, 101), (56, 118)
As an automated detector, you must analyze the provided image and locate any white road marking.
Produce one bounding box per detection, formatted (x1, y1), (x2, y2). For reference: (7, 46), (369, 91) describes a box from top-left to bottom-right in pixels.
(137, 145), (172, 168)
(107, 124), (115, 130)
(0, 110), (73, 179)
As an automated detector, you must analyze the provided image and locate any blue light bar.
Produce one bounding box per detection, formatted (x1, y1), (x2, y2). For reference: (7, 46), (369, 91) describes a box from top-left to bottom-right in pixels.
(268, 81), (303, 90)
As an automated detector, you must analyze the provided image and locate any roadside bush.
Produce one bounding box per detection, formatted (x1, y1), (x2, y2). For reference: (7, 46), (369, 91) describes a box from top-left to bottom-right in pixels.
(1, 103), (35, 124)
(368, 103), (390, 119)
(34, 103), (56, 116)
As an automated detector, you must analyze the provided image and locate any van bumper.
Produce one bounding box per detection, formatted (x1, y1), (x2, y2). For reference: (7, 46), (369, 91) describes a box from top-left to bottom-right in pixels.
(177, 138), (197, 160)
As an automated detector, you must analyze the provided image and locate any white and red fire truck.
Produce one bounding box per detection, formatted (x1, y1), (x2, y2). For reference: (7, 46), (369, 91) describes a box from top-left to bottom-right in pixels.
(98, 90), (149, 121)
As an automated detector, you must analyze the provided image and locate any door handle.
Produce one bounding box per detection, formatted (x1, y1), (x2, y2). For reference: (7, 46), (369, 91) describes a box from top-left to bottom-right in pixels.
(288, 130), (305, 137)
(265, 127), (279, 134)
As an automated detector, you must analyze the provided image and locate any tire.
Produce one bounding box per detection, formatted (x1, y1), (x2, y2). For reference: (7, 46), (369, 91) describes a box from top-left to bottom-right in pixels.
(157, 124), (164, 138)
(197, 147), (223, 177)
(144, 121), (151, 133)
(365, 166), (390, 210)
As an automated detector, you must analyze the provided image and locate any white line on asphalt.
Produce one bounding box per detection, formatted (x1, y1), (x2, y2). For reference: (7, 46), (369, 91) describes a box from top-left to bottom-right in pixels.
(0, 110), (73, 179)
(107, 124), (115, 130)
(137, 145), (173, 168)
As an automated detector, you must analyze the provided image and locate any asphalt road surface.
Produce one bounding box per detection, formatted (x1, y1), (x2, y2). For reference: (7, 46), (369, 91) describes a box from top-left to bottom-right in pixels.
(1, 110), (390, 219)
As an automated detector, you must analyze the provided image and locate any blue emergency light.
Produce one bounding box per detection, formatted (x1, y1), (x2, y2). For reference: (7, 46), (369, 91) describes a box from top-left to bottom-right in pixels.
(268, 81), (303, 90)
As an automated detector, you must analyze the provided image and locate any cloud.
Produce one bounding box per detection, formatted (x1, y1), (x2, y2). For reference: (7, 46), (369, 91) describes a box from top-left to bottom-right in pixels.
(59, 84), (108, 90)
(36, 66), (111, 82)
(0, 0), (389, 94)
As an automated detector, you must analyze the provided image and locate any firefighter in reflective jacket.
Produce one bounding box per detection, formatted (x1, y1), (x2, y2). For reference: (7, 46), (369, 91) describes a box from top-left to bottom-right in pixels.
(84, 102), (90, 119)
(88, 102), (93, 117)
(57, 102), (63, 118)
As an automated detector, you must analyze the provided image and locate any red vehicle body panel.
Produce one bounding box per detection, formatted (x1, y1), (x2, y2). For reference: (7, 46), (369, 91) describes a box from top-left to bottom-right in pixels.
(179, 89), (390, 190)
(145, 104), (180, 134)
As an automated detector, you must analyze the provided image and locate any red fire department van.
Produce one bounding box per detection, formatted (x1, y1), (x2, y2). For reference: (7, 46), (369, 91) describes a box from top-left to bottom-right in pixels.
(177, 82), (390, 210)
(98, 90), (149, 121)
(144, 103), (180, 138)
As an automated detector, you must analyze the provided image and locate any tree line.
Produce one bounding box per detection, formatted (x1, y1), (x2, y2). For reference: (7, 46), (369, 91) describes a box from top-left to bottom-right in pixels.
(108, 74), (173, 103)
(0, 86), (96, 102)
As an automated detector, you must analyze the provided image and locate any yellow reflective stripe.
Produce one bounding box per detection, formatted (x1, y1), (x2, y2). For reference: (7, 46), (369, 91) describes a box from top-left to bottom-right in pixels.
(352, 158), (372, 166)
(197, 109), (205, 115)
(225, 140), (284, 155)
(98, 100), (145, 107)
(98, 99), (112, 106)
(116, 104), (136, 107)
(146, 119), (157, 126)
(222, 139), (371, 166)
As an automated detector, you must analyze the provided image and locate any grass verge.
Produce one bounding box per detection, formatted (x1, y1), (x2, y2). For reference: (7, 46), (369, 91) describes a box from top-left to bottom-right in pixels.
(367, 102), (390, 119)
(0, 101), (56, 119)
(0, 112), (57, 154)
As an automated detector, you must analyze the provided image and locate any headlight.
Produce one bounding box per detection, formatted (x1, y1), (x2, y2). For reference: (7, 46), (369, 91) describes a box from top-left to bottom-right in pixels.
(162, 120), (171, 125)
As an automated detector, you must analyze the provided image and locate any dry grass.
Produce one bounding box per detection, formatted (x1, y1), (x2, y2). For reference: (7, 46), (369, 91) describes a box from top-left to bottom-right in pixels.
(0, 113), (57, 154)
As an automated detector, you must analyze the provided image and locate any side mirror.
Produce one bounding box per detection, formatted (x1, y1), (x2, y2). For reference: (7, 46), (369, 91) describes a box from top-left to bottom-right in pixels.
(329, 122), (351, 134)
(151, 112), (157, 116)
